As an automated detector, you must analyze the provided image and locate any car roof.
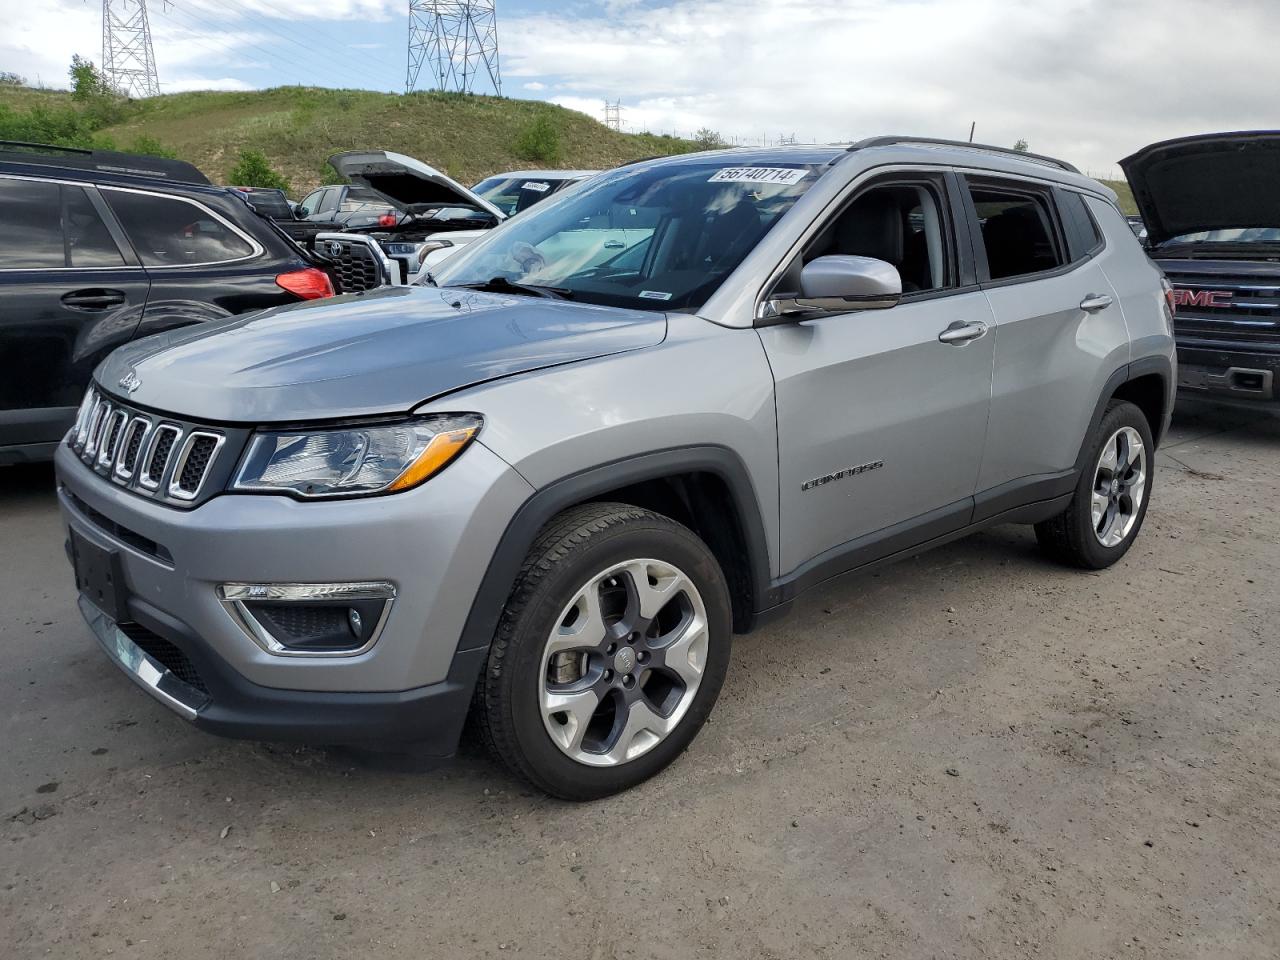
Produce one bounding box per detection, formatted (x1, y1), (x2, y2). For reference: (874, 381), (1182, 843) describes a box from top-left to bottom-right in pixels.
(481, 170), (601, 180)
(0, 140), (211, 185)
(624, 139), (1108, 197)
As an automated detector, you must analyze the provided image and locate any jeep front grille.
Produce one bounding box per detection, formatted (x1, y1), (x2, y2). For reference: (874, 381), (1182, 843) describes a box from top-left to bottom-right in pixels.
(67, 387), (228, 507)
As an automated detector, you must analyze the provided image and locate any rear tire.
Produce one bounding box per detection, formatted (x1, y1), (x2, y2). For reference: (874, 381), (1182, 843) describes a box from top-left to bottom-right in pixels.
(474, 502), (732, 800)
(1035, 399), (1154, 569)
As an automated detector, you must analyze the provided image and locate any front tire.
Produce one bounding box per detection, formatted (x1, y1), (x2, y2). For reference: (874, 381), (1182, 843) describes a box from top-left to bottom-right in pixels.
(475, 502), (732, 800)
(1035, 399), (1155, 569)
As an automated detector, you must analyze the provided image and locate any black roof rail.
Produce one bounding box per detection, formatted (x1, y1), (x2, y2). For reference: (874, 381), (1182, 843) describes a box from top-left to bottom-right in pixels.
(846, 136), (1080, 174)
(0, 140), (212, 185)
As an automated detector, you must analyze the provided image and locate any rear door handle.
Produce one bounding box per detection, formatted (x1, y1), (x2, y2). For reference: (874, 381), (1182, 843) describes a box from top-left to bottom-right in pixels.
(61, 289), (127, 311)
(1080, 293), (1114, 313)
(938, 320), (989, 345)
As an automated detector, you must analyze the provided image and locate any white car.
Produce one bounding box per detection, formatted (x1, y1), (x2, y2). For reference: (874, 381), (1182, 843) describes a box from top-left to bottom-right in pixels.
(413, 170), (601, 281)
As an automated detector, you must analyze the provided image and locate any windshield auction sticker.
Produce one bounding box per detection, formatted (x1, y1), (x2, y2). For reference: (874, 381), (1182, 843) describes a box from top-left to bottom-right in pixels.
(521, 181), (551, 192)
(708, 167), (807, 185)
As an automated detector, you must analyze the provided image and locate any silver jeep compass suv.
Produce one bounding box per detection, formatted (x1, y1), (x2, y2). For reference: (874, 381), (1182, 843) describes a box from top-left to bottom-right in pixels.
(56, 138), (1175, 799)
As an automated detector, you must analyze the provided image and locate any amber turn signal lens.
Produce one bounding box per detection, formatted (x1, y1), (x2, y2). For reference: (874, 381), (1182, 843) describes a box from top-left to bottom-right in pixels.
(386, 425), (480, 492)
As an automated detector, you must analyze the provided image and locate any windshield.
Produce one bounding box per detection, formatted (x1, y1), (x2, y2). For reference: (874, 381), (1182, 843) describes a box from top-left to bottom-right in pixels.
(435, 161), (823, 311)
(1167, 227), (1280, 244)
(472, 176), (572, 216)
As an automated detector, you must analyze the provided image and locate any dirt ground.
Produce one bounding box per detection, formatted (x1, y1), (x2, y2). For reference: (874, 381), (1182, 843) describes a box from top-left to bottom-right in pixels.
(3, 402), (1279, 959)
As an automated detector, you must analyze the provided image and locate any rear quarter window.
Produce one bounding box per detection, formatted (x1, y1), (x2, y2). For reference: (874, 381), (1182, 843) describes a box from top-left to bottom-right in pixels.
(1056, 189), (1104, 261)
(104, 190), (255, 266)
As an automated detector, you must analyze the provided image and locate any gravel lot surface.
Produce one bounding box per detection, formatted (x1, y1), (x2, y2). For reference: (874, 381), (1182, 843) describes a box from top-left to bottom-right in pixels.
(3, 403), (1278, 959)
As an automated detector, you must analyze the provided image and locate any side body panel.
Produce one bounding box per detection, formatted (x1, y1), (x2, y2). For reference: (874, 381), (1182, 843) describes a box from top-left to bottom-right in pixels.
(974, 215), (1133, 491)
(415, 313), (783, 578)
(759, 292), (996, 573)
(0, 266), (150, 456)
(1088, 196), (1178, 390)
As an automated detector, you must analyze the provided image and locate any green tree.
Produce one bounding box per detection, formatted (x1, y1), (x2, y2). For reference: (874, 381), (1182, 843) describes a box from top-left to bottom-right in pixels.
(1012, 138), (1030, 153)
(69, 54), (111, 101)
(693, 127), (727, 150)
(0, 71), (26, 87)
(514, 116), (561, 164)
(228, 149), (291, 191)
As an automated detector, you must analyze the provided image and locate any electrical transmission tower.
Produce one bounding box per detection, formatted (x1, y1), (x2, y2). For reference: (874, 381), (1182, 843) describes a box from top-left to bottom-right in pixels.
(603, 100), (622, 131)
(102, 0), (161, 98)
(406, 1), (502, 96)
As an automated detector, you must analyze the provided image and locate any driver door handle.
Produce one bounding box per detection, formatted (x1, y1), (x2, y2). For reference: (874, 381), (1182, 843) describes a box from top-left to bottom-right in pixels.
(938, 320), (989, 345)
(61, 289), (127, 311)
(1080, 293), (1114, 313)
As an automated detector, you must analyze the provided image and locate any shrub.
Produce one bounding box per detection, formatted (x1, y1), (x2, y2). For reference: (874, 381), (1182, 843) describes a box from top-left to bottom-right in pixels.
(515, 115), (561, 164)
(694, 127), (727, 150)
(0, 71), (26, 87)
(317, 160), (347, 185)
(0, 103), (100, 148)
(128, 134), (176, 158)
(228, 149), (291, 191)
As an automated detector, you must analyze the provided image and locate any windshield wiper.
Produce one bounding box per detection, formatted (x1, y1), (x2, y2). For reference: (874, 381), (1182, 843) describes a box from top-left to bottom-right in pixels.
(455, 275), (574, 300)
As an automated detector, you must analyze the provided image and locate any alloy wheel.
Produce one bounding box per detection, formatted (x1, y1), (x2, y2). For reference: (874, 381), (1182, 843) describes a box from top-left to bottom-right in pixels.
(1091, 425), (1147, 548)
(538, 558), (709, 767)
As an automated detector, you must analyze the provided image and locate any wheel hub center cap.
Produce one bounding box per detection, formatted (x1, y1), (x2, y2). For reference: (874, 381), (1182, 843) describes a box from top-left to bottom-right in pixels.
(1110, 479), (1121, 496)
(613, 646), (636, 675)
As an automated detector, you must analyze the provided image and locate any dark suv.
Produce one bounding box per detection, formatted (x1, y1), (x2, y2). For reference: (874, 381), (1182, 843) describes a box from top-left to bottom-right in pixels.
(0, 142), (342, 464)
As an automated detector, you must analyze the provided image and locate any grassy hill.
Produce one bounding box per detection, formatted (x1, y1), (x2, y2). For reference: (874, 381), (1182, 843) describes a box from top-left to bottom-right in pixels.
(0, 85), (1137, 212)
(0, 86), (699, 192)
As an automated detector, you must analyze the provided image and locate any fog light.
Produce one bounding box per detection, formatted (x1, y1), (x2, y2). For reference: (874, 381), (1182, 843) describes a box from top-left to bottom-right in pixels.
(218, 582), (395, 657)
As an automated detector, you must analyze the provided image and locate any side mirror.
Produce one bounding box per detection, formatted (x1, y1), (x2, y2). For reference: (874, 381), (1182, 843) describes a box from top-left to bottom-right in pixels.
(761, 255), (902, 321)
(297, 206), (310, 218)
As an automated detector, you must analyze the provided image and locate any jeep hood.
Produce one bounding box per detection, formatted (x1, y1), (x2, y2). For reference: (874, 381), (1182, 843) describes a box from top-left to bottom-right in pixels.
(329, 150), (506, 221)
(98, 286), (666, 423)
(1120, 131), (1280, 247)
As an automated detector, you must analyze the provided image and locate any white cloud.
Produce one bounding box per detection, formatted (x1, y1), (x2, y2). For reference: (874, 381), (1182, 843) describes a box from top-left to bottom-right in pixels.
(162, 76), (256, 93)
(523, 81), (547, 91)
(505, 0), (1280, 176)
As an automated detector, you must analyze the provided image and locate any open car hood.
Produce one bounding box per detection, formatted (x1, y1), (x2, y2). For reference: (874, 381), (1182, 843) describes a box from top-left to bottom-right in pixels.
(328, 150), (506, 221)
(1120, 132), (1280, 247)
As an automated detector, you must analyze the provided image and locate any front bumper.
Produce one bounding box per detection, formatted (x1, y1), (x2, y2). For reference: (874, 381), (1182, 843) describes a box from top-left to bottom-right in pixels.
(79, 594), (485, 749)
(1176, 338), (1280, 406)
(55, 438), (533, 747)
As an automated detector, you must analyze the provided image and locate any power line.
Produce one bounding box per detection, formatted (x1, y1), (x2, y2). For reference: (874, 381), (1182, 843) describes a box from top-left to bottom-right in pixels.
(157, 3), (373, 90)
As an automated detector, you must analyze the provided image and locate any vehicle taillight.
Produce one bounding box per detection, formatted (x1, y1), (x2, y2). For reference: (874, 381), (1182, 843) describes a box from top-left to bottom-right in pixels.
(379, 212), (397, 227)
(276, 268), (335, 300)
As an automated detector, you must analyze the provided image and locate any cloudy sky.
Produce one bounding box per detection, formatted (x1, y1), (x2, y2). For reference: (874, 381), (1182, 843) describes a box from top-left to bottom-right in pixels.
(2, 0), (1276, 175)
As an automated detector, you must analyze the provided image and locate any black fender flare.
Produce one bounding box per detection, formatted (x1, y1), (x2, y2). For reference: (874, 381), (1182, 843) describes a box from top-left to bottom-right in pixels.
(1074, 355), (1174, 479)
(454, 445), (775, 658)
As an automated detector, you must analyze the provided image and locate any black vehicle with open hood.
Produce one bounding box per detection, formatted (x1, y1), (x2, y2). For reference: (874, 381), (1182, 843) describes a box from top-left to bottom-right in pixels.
(299, 150), (508, 283)
(1122, 131), (1280, 409)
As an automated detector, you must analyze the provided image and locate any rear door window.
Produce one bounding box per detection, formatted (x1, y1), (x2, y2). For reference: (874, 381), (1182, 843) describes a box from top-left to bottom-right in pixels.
(0, 177), (68, 268)
(104, 190), (255, 266)
(0, 178), (125, 268)
(967, 180), (1065, 281)
(63, 186), (125, 267)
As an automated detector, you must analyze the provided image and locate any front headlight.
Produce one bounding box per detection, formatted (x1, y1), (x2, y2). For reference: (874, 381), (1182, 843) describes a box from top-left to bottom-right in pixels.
(232, 413), (482, 499)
